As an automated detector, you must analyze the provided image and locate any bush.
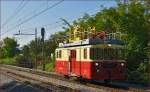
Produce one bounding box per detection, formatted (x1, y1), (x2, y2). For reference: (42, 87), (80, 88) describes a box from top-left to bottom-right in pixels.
(126, 63), (148, 85)
(15, 55), (34, 68)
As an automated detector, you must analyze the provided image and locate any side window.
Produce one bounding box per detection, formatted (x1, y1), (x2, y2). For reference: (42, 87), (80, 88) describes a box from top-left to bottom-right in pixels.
(84, 48), (87, 59)
(122, 49), (125, 59)
(90, 48), (102, 60)
(56, 51), (59, 58)
(104, 48), (107, 59)
(109, 48), (114, 59)
(98, 48), (103, 60)
(59, 50), (62, 59)
(95, 48), (98, 60)
(113, 49), (117, 59)
(90, 48), (94, 60)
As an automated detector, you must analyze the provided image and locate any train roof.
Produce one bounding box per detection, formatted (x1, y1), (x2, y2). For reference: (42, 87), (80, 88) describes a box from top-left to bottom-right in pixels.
(58, 38), (124, 48)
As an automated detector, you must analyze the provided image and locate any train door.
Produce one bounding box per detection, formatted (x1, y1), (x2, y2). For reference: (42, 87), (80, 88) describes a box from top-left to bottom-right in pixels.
(70, 50), (76, 75)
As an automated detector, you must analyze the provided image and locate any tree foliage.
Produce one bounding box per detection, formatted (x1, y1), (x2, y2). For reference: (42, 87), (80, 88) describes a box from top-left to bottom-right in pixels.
(0, 37), (19, 58)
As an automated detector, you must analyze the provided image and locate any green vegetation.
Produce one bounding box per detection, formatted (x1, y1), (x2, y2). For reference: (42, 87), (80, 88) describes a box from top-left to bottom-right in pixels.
(0, 1), (149, 84)
(0, 37), (19, 65)
(0, 58), (16, 65)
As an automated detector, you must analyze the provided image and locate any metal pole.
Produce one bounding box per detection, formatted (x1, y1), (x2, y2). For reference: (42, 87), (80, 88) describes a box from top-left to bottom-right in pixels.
(0, 0), (1, 41)
(42, 38), (45, 71)
(35, 28), (37, 68)
(41, 28), (45, 71)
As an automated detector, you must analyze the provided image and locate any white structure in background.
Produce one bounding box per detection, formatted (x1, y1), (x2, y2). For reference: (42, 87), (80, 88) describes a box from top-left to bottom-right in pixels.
(0, 40), (4, 47)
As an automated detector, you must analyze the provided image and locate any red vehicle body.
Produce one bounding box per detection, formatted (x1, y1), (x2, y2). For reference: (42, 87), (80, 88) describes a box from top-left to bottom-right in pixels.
(55, 38), (126, 81)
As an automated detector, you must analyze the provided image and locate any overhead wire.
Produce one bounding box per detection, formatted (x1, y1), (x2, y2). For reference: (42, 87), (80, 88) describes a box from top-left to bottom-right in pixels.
(20, 21), (62, 32)
(8, 1), (51, 29)
(1, 0), (64, 37)
(14, 1), (107, 46)
(2, 0), (105, 39)
(12, 2), (103, 37)
(1, 0), (29, 29)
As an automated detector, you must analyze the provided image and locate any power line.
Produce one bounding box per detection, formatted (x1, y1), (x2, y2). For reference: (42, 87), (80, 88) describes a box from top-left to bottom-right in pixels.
(1, 0), (64, 36)
(19, 21), (62, 32)
(13, 3), (102, 36)
(7, 1), (50, 29)
(1, 0), (29, 29)
(2, 0), (103, 38)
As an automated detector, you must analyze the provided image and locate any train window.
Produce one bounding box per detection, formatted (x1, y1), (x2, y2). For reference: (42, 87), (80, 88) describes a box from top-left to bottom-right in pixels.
(84, 48), (87, 59)
(94, 48), (97, 60)
(90, 48), (103, 60)
(109, 48), (115, 60)
(113, 49), (117, 59)
(90, 48), (125, 60)
(122, 49), (125, 58)
(56, 51), (59, 58)
(59, 50), (62, 58)
(96, 48), (101, 60)
(90, 48), (94, 60)
(103, 48), (114, 60)
(94, 48), (98, 60)
(100, 49), (104, 59)
(107, 48), (110, 59)
(103, 48), (107, 59)
(96, 48), (100, 60)
(118, 49), (121, 59)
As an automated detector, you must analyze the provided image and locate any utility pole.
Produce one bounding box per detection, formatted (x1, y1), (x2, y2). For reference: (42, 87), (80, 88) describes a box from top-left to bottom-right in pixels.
(0, 0), (1, 41)
(35, 28), (37, 68)
(41, 27), (45, 71)
(14, 28), (38, 68)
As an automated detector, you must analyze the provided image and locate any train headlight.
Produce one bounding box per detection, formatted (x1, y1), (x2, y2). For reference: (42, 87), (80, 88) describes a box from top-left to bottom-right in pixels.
(95, 63), (99, 66)
(121, 63), (124, 67)
(108, 44), (112, 47)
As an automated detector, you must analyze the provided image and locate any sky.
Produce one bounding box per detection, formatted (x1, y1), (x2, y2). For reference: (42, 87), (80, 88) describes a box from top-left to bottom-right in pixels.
(1, 0), (117, 47)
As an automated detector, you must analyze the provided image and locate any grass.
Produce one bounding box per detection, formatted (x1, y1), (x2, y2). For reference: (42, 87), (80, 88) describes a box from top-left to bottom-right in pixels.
(37, 62), (55, 72)
(45, 62), (55, 72)
(0, 58), (16, 65)
(37, 57), (55, 72)
(0, 56), (56, 72)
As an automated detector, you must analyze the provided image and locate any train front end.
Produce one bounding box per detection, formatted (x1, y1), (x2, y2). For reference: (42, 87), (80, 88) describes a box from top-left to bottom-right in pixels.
(90, 43), (126, 82)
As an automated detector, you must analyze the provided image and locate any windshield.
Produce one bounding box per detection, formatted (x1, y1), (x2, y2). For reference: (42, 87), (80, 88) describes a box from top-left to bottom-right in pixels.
(90, 48), (125, 60)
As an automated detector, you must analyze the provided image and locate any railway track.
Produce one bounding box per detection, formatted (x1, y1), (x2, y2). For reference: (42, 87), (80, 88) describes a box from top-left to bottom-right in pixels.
(0, 64), (147, 92)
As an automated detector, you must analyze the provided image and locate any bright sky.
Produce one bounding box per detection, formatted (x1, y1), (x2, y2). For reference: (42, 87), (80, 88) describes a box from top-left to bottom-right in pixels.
(1, 0), (117, 47)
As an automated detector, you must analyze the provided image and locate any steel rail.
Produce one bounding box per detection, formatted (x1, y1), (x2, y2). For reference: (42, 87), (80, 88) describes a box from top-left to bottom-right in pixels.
(0, 64), (146, 92)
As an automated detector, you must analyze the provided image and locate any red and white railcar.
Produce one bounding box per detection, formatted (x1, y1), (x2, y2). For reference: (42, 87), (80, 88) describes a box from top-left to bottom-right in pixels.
(55, 38), (126, 81)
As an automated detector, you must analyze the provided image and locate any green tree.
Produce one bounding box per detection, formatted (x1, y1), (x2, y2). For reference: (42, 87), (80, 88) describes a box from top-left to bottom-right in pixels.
(3, 37), (19, 57)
